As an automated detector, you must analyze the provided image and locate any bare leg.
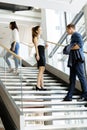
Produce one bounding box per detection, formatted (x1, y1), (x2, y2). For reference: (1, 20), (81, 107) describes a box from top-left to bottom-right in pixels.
(40, 74), (44, 87)
(40, 67), (45, 87)
(37, 67), (45, 88)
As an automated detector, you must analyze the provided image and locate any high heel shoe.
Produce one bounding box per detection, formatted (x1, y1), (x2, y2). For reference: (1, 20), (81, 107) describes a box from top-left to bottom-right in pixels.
(41, 87), (47, 91)
(35, 85), (41, 91)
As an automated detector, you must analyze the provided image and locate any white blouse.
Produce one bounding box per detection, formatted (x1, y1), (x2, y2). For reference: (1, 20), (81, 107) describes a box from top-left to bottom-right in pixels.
(38, 36), (45, 47)
(11, 29), (20, 43)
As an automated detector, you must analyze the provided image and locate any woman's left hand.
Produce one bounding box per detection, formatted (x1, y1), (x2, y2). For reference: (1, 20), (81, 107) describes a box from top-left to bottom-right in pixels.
(12, 41), (16, 51)
(45, 44), (48, 48)
(36, 54), (40, 61)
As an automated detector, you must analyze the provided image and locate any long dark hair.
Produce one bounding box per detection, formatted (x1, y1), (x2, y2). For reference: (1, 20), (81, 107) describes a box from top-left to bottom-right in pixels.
(10, 21), (19, 30)
(32, 26), (40, 43)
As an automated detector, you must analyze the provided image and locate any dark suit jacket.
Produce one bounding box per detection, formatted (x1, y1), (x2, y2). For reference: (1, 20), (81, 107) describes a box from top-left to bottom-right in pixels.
(67, 32), (84, 67)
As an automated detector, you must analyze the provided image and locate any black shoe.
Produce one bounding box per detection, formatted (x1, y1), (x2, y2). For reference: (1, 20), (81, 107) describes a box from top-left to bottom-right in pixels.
(85, 104), (87, 107)
(77, 97), (87, 102)
(35, 85), (41, 91)
(62, 97), (72, 101)
(41, 87), (47, 91)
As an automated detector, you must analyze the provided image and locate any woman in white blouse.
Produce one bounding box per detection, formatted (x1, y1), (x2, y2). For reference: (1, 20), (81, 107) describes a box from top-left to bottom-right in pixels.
(4, 21), (20, 75)
(32, 25), (48, 90)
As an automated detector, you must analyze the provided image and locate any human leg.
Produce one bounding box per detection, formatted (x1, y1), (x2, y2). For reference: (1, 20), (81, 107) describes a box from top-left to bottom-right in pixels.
(36, 66), (45, 90)
(40, 67), (45, 87)
(4, 52), (12, 68)
(63, 66), (76, 101)
(14, 57), (19, 69)
(13, 42), (19, 74)
(40, 67), (46, 90)
(76, 62), (87, 99)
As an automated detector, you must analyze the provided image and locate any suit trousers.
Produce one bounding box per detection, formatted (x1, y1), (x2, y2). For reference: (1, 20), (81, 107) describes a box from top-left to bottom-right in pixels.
(66, 62), (87, 99)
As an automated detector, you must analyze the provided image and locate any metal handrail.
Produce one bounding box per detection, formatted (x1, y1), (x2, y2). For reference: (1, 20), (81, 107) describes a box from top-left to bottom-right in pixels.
(49, 10), (84, 58)
(0, 42), (24, 130)
(0, 43), (22, 60)
(47, 41), (87, 54)
(20, 42), (34, 48)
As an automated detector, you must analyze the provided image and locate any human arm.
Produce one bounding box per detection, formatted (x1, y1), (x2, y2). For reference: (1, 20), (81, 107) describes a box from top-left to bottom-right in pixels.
(45, 43), (48, 48)
(33, 37), (40, 61)
(70, 32), (83, 49)
(71, 44), (80, 50)
(11, 41), (16, 51)
(63, 33), (83, 54)
(12, 29), (19, 51)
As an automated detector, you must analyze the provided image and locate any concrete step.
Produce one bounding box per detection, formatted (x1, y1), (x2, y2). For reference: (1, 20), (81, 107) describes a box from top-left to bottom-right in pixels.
(4, 82), (64, 86)
(0, 67), (87, 130)
(24, 124), (87, 130)
(0, 79), (58, 83)
(11, 95), (79, 100)
(8, 90), (67, 95)
(24, 114), (87, 121)
(15, 100), (86, 106)
(20, 106), (87, 113)
(7, 86), (67, 90)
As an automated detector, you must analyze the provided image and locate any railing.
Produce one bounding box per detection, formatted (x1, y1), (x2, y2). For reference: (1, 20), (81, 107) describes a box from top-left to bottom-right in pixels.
(45, 12), (86, 73)
(20, 42), (34, 48)
(17, 39), (87, 75)
(47, 41), (87, 54)
(19, 42), (37, 66)
(0, 43), (22, 60)
(49, 11), (84, 58)
(46, 40), (87, 76)
(0, 43), (24, 130)
(13, 37), (87, 74)
(0, 39), (87, 130)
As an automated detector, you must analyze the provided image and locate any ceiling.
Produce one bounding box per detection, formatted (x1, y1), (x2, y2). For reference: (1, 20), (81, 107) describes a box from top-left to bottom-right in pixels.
(0, 0), (87, 13)
(0, 2), (33, 12)
(48, 0), (73, 4)
(0, 1), (41, 25)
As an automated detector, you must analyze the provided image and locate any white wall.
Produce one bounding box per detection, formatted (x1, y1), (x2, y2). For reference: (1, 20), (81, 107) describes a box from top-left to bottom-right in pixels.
(0, 0), (87, 13)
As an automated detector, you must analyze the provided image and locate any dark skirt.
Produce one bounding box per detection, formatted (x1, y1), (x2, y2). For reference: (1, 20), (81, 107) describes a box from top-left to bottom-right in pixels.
(37, 45), (46, 68)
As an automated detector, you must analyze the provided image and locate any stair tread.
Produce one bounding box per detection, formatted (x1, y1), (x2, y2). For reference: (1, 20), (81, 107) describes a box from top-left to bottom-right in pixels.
(12, 95), (79, 99)
(20, 107), (87, 113)
(6, 86), (67, 88)
(24, 124), (87, 130)
(0, 66), (87, 130)
(8, 90), (67, 94)
(4, 82), (63, 85)
(15, 100), (86, 105)
(24, 114), (87, 121)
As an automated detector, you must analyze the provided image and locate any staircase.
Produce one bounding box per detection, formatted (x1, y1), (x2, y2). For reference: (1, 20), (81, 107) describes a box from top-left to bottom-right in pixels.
(0, 67), (87, 130)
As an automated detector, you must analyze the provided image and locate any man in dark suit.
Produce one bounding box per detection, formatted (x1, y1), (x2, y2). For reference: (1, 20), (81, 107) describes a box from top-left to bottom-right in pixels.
(63, 24), (87, 101)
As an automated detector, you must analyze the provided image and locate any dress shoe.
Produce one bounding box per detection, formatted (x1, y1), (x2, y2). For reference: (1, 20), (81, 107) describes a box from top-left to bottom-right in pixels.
(41, 87), (47, 91)
(35, 85), (41, 91)
(62, 96), (72, 101)
(8, 68), (14, 73)
(14, 69), (19, 75)
(84, 104), (87, 107)
(77, 97), (87, 102)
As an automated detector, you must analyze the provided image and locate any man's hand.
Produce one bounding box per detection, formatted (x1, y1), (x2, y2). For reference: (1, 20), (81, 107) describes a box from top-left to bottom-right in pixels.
(71, 44), (80, 50)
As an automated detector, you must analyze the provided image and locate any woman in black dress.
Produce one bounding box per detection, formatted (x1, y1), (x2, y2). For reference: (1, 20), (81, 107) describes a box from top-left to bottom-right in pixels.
(32, 26), (48, 90)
